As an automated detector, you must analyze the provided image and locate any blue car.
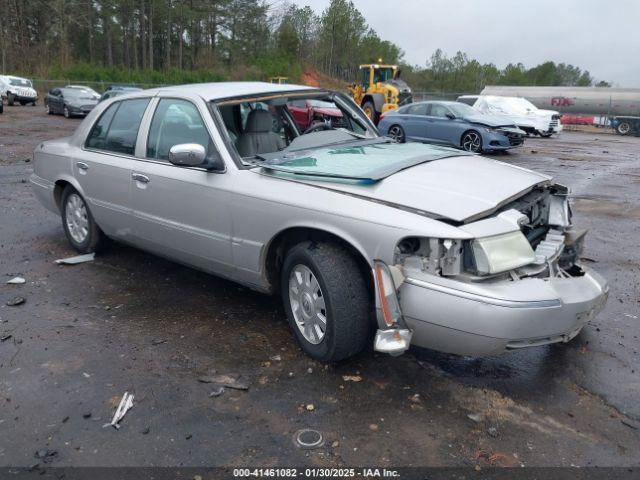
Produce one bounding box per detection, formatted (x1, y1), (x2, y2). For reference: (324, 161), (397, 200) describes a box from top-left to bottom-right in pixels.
(378, 101), (525, 153)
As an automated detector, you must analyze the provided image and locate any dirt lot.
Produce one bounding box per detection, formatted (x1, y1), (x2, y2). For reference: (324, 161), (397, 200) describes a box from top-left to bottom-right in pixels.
(1, 105), (639, 469)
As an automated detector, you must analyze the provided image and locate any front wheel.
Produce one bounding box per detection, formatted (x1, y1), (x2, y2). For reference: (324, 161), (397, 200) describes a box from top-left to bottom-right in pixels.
(60, 186), (109, 253)
(63, 106), (71, 118)
(538, 130), (553, 138)
(45, 103), (52, 115)
(461, 130), (483, 153)
(281, 241), (371, 362)
(388, 125), (405, 143)
(362, 101), (379, 124)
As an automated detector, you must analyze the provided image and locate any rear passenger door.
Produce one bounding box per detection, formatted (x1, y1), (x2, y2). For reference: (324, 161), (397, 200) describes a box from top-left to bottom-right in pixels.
(77, 98), (151, 238)
(129, 96), (234, 276)
(401, 103), (429, 141)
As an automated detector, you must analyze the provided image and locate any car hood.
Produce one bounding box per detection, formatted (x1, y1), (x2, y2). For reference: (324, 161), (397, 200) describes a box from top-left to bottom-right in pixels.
(462, 113), (518, 127)
(313, 106), (342, 117)
(260, 141), (551, 223)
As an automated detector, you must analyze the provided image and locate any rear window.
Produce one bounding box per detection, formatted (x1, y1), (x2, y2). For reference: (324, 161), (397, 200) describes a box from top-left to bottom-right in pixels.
(85, 98), (150, 155)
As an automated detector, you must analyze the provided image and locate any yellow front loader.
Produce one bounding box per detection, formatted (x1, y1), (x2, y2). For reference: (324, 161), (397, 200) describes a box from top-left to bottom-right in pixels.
(348, 64), (412, 124)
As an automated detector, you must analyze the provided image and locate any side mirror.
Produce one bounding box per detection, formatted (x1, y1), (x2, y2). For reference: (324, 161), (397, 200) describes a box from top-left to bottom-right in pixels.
(445, 113), (456, 120)
(168, 143), (224, 171)
(168, 143), (207, 167)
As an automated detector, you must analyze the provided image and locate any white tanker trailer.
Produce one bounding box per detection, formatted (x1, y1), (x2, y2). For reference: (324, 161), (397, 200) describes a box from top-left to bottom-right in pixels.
(480, 86), (640, 135)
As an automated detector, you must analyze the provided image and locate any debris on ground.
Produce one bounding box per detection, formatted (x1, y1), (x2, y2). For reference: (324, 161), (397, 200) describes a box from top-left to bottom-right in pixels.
(467, 413), (485, 423)
(487, 427), (499, 438)
(209, 386), (225, 397)
(141, 427), (150, 435)
(306, 404), (315, 411)
(82, 412), (92, 419)
(197, 374), (249, 390)
(369, 423), (379, 432)
(6, 296), (25, 306)
(6, 276), (26, 284)
(270, 354), (282, 362)
(621, 419), (638, 430)
(54, 253), (95, 265)
(342, 375), (363, 382)
(294, 429), (324, 449)
(151, 339), (167, 345)
(108, 392), (134, 429)
(34, 449), (58, 463)
(1, 334), (12, 342)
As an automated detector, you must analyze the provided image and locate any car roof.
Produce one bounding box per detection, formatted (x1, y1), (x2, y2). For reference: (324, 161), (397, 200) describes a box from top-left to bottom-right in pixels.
(140, 81), (319, 101)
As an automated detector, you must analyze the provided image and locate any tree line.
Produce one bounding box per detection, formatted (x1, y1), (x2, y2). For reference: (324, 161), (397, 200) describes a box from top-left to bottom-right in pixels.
(0, 0), (608, 91)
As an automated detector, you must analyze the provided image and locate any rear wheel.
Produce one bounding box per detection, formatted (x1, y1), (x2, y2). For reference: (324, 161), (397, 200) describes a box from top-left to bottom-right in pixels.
(461, 130), (483, 153)
(362, 101), (379, 124)
(45, 103), (52, 115)
(616, 121), (631, 135)
(281, 241), (371, 362)
(60, 186), (109, 253)
(7, 93), (14, 106)
(20, 100), (27, 106)
(388, 125), (405, 143)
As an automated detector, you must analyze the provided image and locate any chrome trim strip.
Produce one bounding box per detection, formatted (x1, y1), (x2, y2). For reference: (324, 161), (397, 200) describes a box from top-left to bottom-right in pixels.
(404, 277), (562, 309)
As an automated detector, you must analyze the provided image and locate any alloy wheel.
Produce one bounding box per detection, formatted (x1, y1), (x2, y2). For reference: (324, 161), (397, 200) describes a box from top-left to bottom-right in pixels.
(288, 264), (327, 345)
(462, 131), (482, 152)
(65, 193), (89, 244)
(618, 122), (631, 135)
(389, 125), (405, 142)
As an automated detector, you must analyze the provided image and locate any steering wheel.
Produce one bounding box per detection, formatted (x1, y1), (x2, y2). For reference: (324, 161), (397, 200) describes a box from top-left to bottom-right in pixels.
(303, 121), (333, 135)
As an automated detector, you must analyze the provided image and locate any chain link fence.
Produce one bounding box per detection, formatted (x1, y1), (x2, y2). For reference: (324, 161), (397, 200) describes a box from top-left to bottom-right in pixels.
(31, 79), (166, 95)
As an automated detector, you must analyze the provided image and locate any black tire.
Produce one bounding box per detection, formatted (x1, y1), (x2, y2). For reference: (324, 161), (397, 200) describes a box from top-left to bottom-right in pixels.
(362, 100), (379, 124)
(63, 106), (71, 118)
(461, 130), (483, 153)
(616, 121), (631, 136)
(45, 103), (52, 115)
(281, 241), (371, 362)
(31, 101), (36, 106)
(19, 100), (27, 106)
(7, 93), (14, 106)
(388, 124), (405, 143)
(60, 186), (109, 254)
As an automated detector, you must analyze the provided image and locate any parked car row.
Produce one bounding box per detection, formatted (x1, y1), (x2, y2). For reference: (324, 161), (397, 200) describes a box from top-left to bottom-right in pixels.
(0, 74), (144, 119)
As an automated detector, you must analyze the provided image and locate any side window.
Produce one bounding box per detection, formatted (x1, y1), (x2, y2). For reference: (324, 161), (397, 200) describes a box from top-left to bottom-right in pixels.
(406, 104), (428, 115)
(147, 98), (214, 161)
(104, 99), (150, 155)
(85, 102), (119, 150)
(429, 104), (451, 118)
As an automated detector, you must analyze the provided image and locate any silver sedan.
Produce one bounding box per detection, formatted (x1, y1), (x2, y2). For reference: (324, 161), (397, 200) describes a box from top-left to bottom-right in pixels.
(30, 82), (608, 361)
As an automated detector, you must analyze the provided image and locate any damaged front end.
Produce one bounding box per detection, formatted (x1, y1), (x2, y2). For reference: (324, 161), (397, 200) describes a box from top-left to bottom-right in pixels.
(394, 184), (587, 284)
(373, 183), (607, 357)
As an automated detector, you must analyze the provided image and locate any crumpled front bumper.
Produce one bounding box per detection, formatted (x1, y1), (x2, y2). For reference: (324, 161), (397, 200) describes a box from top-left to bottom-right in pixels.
(398, 267), (608, 356)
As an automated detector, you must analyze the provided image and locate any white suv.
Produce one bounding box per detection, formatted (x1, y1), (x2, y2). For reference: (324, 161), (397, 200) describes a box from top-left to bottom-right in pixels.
(0, 75), (38, 106)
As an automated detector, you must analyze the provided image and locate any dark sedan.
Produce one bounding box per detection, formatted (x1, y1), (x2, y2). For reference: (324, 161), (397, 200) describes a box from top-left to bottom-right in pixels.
(44, 87), (100, 118)
(99, 86), (143, 102)
(378, 101), (525, 153)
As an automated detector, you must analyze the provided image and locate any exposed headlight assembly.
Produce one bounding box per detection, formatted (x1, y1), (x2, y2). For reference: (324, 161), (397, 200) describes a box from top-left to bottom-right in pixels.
(396, 231), (536, 278)
(471, 231), (536, 275)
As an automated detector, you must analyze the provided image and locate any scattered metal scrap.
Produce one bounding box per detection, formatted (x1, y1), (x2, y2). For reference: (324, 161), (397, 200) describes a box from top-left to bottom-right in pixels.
(293, 429), (324, 450)
(6, 296), (25, 306)
(108, 392), (134, 429)
(55, 253), (95, 265)
(198, 374), (249, 390)
(6, 277), (26, 284)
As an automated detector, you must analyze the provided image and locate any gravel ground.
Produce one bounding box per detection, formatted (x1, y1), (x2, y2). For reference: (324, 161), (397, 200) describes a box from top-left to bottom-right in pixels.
(1, 105), (639, 468)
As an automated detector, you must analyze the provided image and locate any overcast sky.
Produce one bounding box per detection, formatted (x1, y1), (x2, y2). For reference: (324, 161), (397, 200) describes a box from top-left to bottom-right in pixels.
(287, 0), (640, 87)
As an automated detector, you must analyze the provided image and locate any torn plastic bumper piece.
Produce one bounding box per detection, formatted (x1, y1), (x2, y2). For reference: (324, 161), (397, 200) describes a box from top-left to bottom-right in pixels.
(373, 260), (413, 356)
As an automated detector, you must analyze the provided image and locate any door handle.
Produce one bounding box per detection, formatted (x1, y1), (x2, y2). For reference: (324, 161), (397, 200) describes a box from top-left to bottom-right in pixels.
(132, 173), (150, 184)
(76, 161), (89, 170)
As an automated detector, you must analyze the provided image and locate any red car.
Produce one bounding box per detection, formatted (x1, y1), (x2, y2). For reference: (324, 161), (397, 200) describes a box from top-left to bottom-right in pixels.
(288, 99), (344, 131)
